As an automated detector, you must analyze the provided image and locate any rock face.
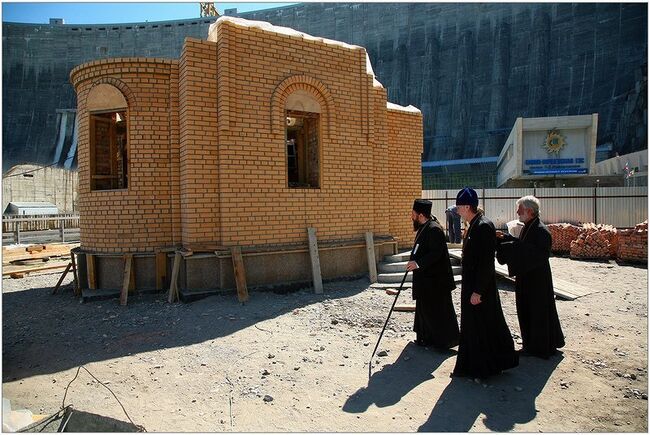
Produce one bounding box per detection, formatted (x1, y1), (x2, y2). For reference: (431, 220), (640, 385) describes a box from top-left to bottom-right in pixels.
(2, 3), (647, 172)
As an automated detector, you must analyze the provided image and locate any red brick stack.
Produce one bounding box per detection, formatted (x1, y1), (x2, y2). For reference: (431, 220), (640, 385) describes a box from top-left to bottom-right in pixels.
(617, 221), (648, 263)
(570, 228), (612, 259)
(548, 223), (583, 253)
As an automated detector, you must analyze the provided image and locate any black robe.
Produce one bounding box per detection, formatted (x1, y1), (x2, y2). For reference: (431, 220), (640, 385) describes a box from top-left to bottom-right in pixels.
(452, 214), (519, 378)
(496, 217), (565, 358)
(410, 217), (459, 349)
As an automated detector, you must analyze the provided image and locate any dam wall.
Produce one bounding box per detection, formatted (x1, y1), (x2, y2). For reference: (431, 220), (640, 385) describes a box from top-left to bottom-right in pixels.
(2, 3), (647, 172)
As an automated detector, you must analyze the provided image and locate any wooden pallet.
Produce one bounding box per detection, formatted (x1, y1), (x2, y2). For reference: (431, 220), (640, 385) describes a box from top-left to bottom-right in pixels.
(448, 249), (593, 301)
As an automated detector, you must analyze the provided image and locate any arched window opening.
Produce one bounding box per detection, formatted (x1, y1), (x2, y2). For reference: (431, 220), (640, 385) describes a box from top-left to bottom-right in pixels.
(87, 84), (128, 190)
(285, 91), (321, 189)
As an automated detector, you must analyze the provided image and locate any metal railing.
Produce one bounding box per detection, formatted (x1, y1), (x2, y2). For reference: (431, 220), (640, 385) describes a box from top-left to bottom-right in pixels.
(2, 214), (80, 244)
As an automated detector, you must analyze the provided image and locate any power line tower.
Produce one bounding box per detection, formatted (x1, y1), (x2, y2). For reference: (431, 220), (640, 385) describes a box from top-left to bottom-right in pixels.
(199, 3), (219, 17)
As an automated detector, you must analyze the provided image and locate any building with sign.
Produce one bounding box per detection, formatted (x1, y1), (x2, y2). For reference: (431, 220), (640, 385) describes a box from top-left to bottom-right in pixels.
(496, 114), (620, 187)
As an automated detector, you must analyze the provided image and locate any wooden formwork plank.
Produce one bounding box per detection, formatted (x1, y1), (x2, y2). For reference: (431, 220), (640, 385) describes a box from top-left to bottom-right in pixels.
(168, 252), (182, 303)
(155, 251), (167, 290)
(120, 254), (133, 306)
(307, 227), (323, 294)
(230, 247), (249, 303)
(70, 249), (80, 296)
(365, 232), (378, 284)
(86, 254), (97, 290)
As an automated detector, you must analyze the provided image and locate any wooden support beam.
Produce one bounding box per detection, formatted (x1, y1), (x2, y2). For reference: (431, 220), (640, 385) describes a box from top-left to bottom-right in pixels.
(120, 254), (134, 306)
(70, 250), (80, 297)
(155, 251), (167, 290)
(365, 232), (378, 283)
(86, 254), (97, 290)
(307, 227), (323, 294)
(51, 262), (72, 295)
(168, 252), (182, 303)
(230, 247), (249, 303)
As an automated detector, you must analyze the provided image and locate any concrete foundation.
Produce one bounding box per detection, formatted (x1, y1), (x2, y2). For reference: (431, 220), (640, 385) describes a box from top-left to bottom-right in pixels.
(75, 240), (397, 299)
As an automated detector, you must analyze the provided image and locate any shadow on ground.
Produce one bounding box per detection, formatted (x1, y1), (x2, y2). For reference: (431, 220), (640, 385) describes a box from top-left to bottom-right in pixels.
(418, 352), (563, 431)
(342, 342), (456, 412)
(2, 277), (369, 382)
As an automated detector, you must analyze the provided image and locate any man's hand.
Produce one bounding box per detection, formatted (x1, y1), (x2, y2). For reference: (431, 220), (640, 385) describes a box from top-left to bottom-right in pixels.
(470, 292), (482, 305)
(495, 230), (506, 239)
(406, 261), (419, 272)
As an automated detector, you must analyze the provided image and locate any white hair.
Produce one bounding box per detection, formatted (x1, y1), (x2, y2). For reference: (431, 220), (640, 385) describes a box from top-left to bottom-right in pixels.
(516, 195), (540, 216)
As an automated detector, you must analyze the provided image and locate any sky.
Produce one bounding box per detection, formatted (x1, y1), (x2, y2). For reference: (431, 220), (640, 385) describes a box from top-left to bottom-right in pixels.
(1, 2), (298, 24)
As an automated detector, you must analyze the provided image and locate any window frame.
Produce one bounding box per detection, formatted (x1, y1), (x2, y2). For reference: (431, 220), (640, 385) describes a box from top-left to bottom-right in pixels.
(285, 109), (322, 189)
(89, 107), (129, 191)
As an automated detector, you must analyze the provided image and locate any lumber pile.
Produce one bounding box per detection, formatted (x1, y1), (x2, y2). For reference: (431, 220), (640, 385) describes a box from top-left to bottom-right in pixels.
(2, 243), (79, 278)
(617, 221), (648, 263)
(2, 243), (79, 265)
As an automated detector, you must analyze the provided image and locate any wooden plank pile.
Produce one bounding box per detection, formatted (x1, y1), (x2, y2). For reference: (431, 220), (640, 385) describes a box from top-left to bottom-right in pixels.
(2, 243), (79, 278)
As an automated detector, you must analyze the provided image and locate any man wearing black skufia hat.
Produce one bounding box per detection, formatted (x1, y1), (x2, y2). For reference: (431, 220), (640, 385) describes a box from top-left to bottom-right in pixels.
(451, 188), (519, 379)
(405, 199), (459, 349)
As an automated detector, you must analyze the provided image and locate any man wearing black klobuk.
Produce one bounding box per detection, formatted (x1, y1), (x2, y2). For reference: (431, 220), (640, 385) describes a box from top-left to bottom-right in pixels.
(451, 187), (519, 379)
(495, 195), (565, 358)
(405, 199), (460, 349)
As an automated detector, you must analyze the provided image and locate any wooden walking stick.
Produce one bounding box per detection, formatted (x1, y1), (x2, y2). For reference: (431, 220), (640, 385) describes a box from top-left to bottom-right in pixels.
(368, 267), (411, 379)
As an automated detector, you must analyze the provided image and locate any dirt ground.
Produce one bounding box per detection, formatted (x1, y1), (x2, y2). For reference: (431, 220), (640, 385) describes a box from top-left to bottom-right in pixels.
(2, 255), (648, 432)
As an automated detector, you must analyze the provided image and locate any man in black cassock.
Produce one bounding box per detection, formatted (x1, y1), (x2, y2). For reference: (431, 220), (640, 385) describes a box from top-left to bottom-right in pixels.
(451, 187), (519, 378)
(496, 195), (565, 358)
(405, 199), (459, 349)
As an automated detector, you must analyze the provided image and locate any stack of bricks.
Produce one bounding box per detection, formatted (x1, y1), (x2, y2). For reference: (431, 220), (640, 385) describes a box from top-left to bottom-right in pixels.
(617, 220), (648, 263)
(547, 223), (583, 254)
(570, 229), (612, 260)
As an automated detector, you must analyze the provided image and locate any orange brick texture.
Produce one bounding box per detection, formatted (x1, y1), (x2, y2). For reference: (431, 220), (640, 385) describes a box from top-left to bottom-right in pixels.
(70, 18), (422, 254)
(70, 58), (180, 253)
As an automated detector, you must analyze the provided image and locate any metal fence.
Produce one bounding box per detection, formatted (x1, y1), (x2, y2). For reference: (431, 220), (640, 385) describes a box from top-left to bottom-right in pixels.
(423, 187), (648, 229)
(2, 214), (80, 232)
(2, 214), (80, 244)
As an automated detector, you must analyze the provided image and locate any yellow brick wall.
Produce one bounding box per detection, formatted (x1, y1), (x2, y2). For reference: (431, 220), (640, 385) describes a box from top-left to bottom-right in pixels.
(207, 19), (402, 248)
(387, 108), (424, 249)
(70, 58), (179, 253)
(178, 38), (220, 245)
(71, 20), (423, 254)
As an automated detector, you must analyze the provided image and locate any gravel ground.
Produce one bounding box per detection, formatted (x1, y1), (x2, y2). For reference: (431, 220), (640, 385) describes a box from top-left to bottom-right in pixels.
(2, 256), (647, 432)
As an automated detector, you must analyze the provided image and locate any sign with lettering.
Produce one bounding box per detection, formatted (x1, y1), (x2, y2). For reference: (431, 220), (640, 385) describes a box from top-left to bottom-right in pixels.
(522, 128), (589, 176)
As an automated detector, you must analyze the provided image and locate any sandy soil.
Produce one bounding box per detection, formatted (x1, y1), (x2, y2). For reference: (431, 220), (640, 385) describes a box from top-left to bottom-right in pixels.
(2, 256), (647, 432)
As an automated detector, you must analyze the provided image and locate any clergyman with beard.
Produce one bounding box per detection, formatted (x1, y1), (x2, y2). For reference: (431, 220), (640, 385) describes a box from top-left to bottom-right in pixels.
(405, 199), (459, 349)
(495, 195), (565, 358)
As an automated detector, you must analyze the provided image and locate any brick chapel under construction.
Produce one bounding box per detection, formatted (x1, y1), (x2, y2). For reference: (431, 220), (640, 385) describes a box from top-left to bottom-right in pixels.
(70, 16), (423, 299)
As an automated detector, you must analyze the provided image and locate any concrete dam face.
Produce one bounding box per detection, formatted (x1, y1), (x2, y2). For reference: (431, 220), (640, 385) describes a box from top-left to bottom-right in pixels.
(3, 3), (647, 173)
